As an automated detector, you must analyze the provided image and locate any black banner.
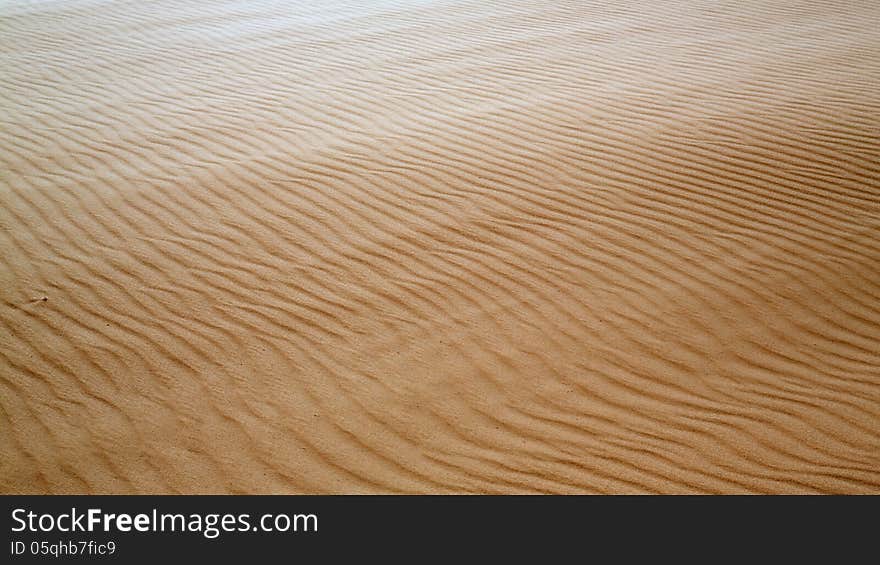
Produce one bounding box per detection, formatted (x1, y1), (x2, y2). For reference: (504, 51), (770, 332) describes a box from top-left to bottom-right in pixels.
(1, 496), (874, 562)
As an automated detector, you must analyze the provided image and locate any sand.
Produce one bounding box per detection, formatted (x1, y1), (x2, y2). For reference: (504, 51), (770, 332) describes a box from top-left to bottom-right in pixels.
(1, 0), (879, 494)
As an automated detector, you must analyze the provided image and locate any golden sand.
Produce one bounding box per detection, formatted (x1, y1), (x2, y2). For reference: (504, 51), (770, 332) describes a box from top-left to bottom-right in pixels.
(2, 0), (879, 493)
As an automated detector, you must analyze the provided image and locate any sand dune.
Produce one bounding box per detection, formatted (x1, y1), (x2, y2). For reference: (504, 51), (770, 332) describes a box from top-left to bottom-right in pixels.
(2, 0), (879, 493)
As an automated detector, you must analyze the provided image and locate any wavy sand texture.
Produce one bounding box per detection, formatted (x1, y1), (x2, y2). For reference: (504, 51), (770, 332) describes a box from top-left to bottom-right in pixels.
(2, 0), (879, 493)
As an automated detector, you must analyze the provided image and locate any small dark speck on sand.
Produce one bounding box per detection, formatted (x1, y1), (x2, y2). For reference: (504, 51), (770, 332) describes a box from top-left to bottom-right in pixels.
(41, 297), (48, 301)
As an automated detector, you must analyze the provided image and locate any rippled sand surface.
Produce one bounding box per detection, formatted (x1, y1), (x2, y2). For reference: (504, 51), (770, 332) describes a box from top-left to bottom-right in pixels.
(2, 0), (879, 493)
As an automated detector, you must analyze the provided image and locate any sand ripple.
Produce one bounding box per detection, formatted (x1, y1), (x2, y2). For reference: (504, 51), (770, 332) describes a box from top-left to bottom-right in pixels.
(2, 0), (879, 493)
